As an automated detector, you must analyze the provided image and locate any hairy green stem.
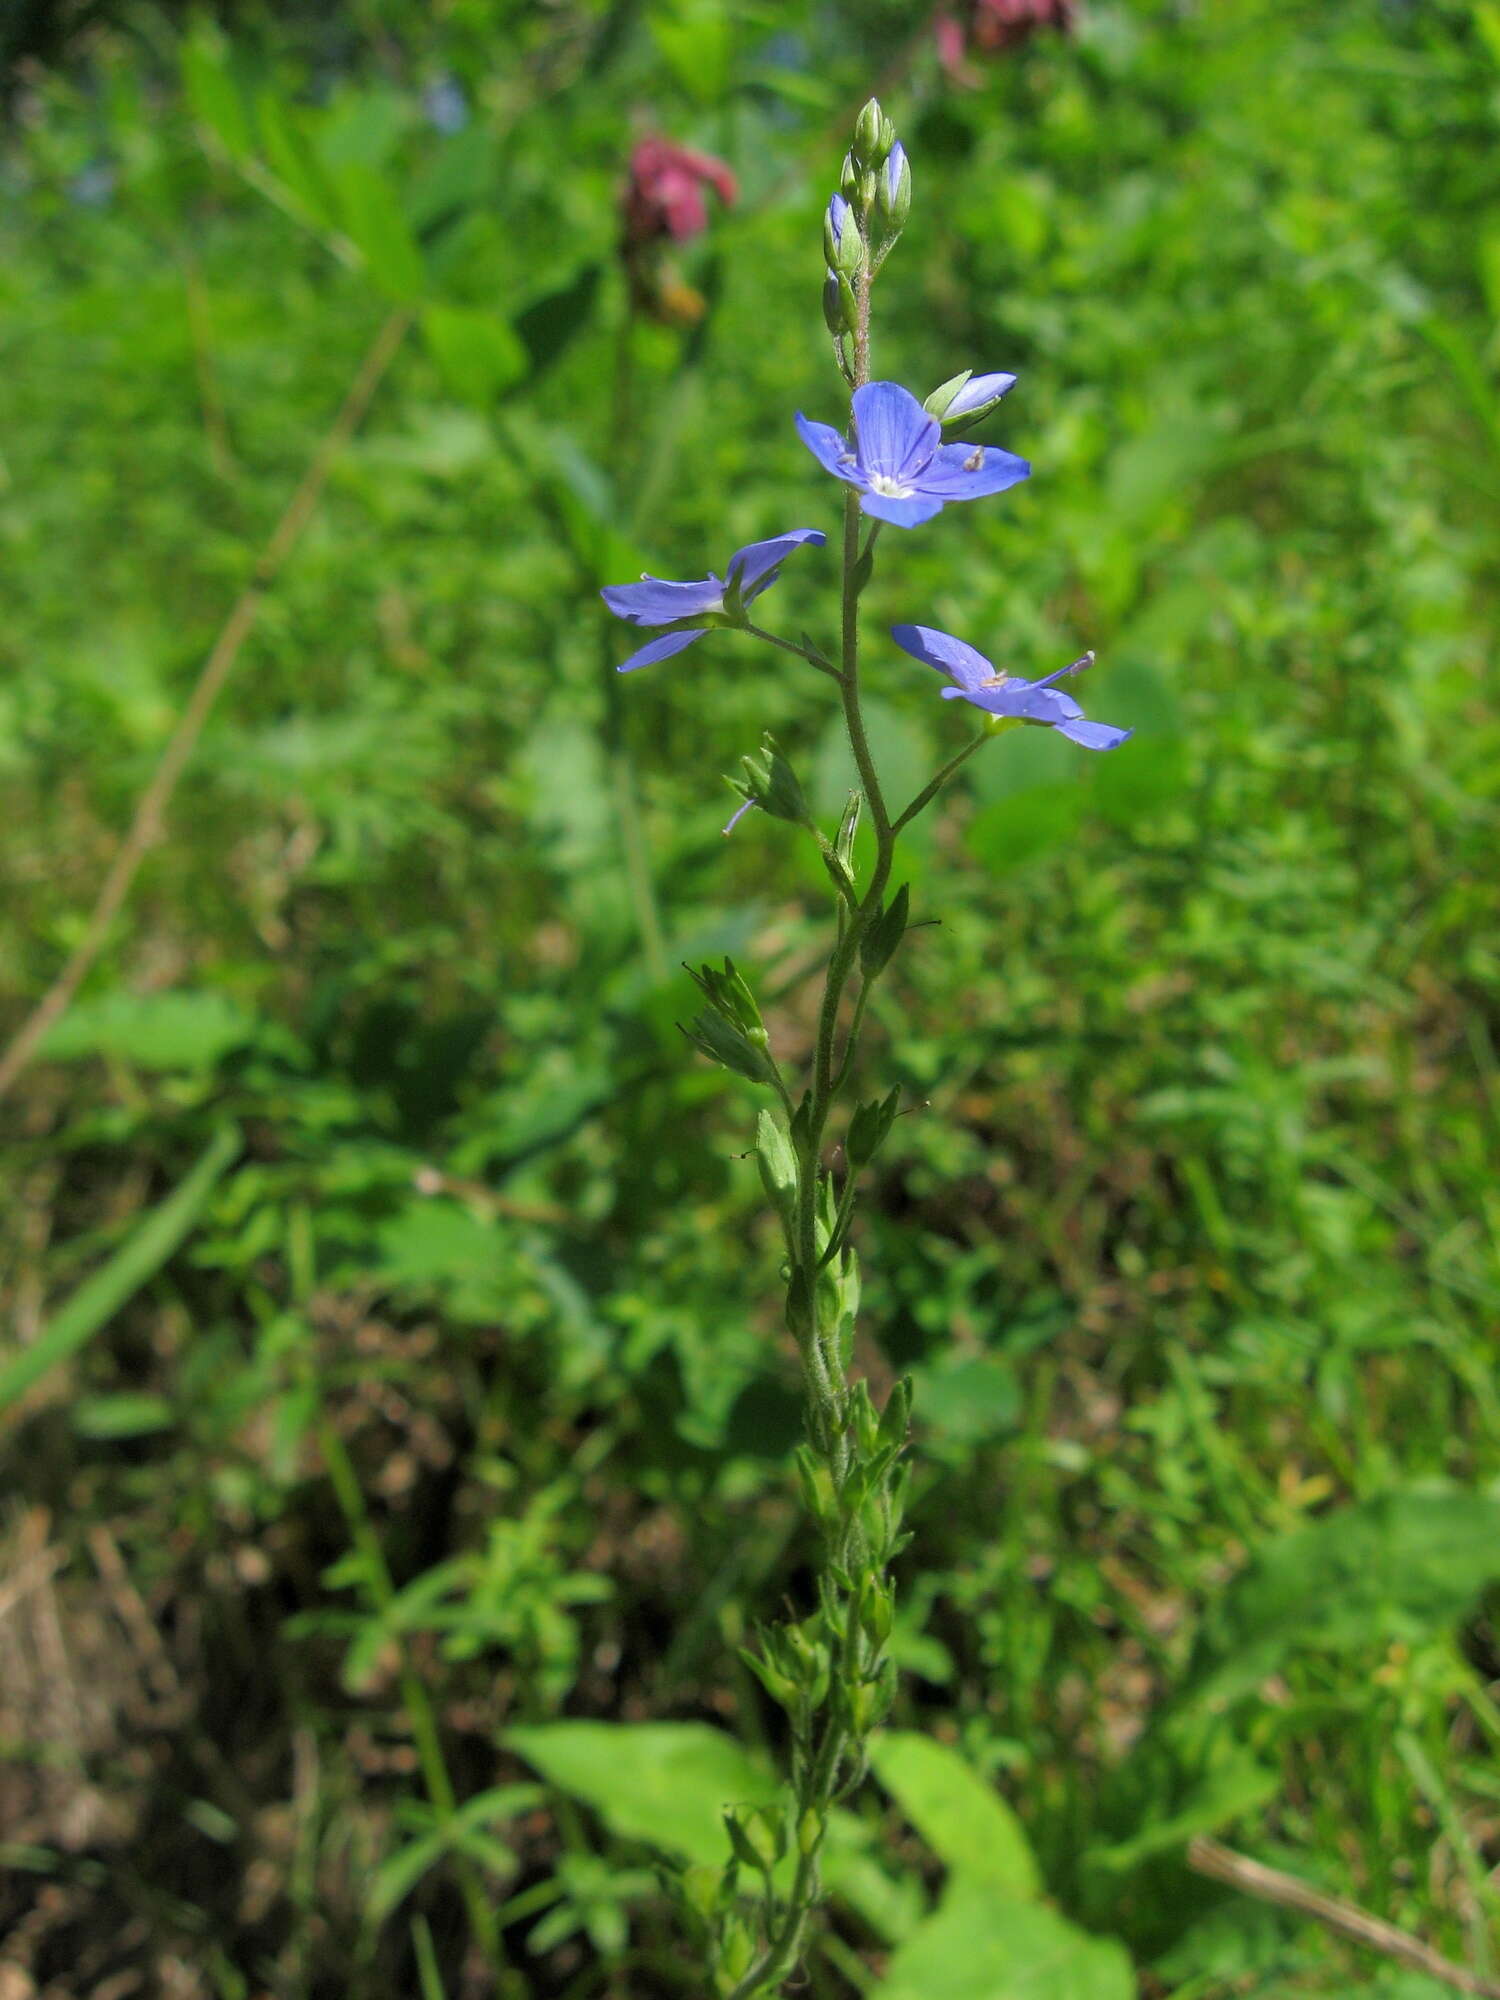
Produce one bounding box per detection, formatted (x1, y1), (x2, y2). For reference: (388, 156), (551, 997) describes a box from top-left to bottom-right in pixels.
(744, 622), (840, 678)
(894, 730), (988, 831)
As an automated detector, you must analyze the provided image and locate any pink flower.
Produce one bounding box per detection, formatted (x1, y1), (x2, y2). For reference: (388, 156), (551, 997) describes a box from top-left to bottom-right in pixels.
(622, 137), (738, 249)
(937, 0), (1077, 79)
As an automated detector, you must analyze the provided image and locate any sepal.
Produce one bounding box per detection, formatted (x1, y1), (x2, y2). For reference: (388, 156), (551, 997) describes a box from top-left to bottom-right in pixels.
(755, 1109), (799, 1224)
(728, 733), (813, 829)
(860, 883), (910, 977)
(682, 1009), (778, 1087)
(846, 1085), (901, 1169)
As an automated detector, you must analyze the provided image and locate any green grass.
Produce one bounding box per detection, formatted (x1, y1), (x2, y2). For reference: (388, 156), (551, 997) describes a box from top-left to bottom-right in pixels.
(1, 3), (1498, 1995)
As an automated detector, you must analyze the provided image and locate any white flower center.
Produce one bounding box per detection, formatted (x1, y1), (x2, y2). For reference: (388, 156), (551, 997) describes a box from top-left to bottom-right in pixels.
(867, 472), (911, 498)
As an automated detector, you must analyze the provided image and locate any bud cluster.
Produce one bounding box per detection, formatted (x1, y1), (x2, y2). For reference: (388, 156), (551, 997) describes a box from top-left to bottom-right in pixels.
(821, 97), (910, 377)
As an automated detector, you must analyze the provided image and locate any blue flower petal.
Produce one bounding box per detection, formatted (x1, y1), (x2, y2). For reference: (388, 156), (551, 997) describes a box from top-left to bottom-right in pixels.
(602, 576), (725, 627)
(942, 371), (1017, 419)
(851, 381), (939, 482)
(795, 411), (862, 484)
(917, 441), (1031, 500)
(995, 682), (1082, 723)
(616, 627), (709, 673)
(728, 528), (827, 600)
(858, 490), (945, 528)
(1055, 717), (1132, 751)
(890, 623), (997, 692)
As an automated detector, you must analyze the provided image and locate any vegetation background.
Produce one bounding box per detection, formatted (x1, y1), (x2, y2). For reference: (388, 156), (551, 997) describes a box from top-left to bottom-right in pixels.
(2, 1), (1499, 1996)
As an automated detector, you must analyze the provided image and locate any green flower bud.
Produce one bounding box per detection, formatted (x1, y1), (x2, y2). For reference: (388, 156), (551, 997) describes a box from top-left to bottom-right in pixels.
(681, 1864), (721, 1923)
(717, 1918), (755, 1988)
(846, 1085), (901, 1169)
(824, 194), (866, 279)
(852, 97), (891, 169)
(725, 1807), (778, 1874)
(876, 142), (910, 233)
(729, 733), (813, 830)
(822, 270), (845, 335)
(755, 1109), (798, 1223)
(862, 1579), (895, 1647)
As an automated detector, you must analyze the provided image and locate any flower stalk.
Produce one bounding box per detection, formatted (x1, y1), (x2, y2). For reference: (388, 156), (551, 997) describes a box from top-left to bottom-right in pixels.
(600, 94), (1133, 1996)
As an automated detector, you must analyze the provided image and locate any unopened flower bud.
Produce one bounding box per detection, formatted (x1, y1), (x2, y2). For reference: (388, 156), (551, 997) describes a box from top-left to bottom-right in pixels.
(925, 368), (1017, 425)
(877, 141), (910, 232)
(681, 1865), (720, 1923)
(851, 97), (891, 169)
(824, 193), (865, 278)
(822, 270), (844, 335)
(840, 150), (860, 199)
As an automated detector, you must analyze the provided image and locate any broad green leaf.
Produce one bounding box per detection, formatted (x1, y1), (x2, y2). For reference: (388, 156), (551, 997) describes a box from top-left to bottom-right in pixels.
(331, 163), (427, 302)
(1187, 1488), (1500, 1705)
(907, 1353), (1023, 1446)
(422, 305), (527, 407)
(505, 1721), (779, 1867)
(0, 1127), (242, 1415)
(40, 989), (257, 1072)
(370, 1199), (515, 1324)
(505, 1720), (912, 1942)
(874, 1880), (1134, 2000)
(871, 1733), (1039, 1899)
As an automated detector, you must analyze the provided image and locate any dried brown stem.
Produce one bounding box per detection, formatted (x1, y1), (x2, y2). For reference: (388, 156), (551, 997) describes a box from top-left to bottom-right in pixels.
(1188, 1835), (1500, 1999)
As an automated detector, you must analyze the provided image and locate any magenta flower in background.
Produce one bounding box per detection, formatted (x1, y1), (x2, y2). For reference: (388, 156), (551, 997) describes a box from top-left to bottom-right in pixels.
(891, 623), (1131, 749)
(937, 0), (1078, 78)
(797, 380), (1029, 528)
(622, 136), (739, 248)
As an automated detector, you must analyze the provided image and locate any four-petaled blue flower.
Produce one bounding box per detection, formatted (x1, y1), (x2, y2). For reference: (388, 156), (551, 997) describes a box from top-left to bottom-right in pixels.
(891, 624), (1132, 750)
(601, 529), (827, 673)
(796, 380), (1029, 528)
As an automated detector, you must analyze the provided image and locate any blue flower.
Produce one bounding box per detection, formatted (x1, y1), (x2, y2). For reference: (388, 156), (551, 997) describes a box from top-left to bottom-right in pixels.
(890, 624), (1132, 751)
(601, 529), (826, 672)
(796, 380), (1029, 528)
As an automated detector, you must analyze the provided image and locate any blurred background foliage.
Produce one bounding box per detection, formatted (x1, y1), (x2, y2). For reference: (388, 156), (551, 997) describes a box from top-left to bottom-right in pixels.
(2, 1), (1499, 1995)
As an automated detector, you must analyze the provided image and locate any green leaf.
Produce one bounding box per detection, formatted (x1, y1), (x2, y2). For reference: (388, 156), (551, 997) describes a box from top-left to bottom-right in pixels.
(514, 264), (602, 382)
(873, 1880), (1134, 2000)
(907, 1353), (1022, 1445)
(506, 1721), (911, 1943)
(71, 1393), (176, 1438)
(870, 1733), (1039, 1898)
(1084, 1748), (1278, 1872)
(369, 1199), (515, 1324)
(40, 989), (258, 1072)
(330, 163), (427, 301)
(181, 23), (252, 162)
(504, 1721), (780, 1867)
(0, 1127), (242, 1415)
(422, 305), (527, 407)
(648, 0), (733, 102)
(254, 90), (338, 232)
(1187, 1487), (1500, 1705)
